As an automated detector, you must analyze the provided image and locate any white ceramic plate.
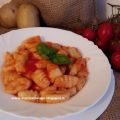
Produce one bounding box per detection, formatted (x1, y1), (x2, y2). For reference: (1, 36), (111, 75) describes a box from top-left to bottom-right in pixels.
(0, 70), (115, 120)
(53, 70), (114, 120)
(0, 27), (111, 119)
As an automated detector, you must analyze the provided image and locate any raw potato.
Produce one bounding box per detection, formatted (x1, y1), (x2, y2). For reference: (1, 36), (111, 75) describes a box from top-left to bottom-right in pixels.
(17, 3), (40, 28)
(0, 3), (17, 28)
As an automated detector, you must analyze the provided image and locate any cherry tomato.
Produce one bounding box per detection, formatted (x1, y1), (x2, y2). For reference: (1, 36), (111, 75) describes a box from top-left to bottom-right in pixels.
(82, 28), (96, 41)
(113, 25), (120, 39)
(98, 22), (113, 41)
(111, 52), (120, 70)
(95, 38), (107, 51)
(117, 31), (120, 39)
(108, 40), (120, 53)
(72, 27), (84, 35)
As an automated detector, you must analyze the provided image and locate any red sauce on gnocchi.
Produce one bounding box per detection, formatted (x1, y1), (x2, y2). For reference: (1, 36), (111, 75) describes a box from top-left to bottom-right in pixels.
(24, 53), (38, 74)
(2, 36), (89, 104)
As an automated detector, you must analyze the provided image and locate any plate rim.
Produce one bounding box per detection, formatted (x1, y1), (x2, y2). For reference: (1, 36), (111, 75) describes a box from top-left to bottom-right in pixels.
(0, 27), (112, 119)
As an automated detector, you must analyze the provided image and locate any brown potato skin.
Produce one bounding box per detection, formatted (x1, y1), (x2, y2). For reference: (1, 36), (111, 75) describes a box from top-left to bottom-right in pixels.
(0, 3), (17, 28)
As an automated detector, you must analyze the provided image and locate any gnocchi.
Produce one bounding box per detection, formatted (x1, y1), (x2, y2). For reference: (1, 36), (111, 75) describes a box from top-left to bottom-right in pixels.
(2, 36), (88, 103)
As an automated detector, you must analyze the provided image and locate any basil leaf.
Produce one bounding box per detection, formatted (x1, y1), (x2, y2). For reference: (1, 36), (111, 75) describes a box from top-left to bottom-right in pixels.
(36, 43), (49, 56)
(51, 54), (71, 65)
(48, 47), (57, 57)
(36, 43), (71, 65)
(36, 43), (57, 59)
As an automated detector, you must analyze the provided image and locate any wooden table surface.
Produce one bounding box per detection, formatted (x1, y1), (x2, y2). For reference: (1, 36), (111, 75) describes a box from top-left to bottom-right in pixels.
(0, 26), (120, 120)
(98, 71), (120, 120)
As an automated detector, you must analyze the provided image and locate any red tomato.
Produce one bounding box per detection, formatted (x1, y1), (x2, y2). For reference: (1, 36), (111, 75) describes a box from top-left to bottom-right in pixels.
(111, 52), (120, 70)
(108, 40), (120, 53)
(95, 38), (107, 51)
(98, 22), (113, 41)
(117, 31), (120, 39)
(113, 25), (120, 39)
(82, 28), (96, 41)
(72, 27), (84, 35)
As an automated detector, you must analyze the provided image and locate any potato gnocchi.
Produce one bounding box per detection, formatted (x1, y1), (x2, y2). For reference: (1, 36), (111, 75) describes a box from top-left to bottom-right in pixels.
(2, 36), (89, 103)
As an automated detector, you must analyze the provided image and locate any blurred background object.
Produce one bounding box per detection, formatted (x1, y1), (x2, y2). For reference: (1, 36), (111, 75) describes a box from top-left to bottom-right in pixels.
(0, 0), (11, 7)
(96, 0), (120, 21)
(0, 0), (95, 29)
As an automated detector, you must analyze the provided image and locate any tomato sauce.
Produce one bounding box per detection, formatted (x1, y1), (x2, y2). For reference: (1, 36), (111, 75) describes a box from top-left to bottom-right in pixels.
(24, 53), (38, 74)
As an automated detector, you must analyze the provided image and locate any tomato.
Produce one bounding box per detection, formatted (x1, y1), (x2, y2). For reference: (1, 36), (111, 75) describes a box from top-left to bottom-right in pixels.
(108, 40), (120, 53)
(113, 25), (120, 39)
(110, 52), (120, 70)
(82, 28), (96, 41)
(116, 29), (120, 40)
(117, 31), (120, 39)
(95, 38), (107, 51)
(98, 22), (113, 41)
(72, 27), (84, 35)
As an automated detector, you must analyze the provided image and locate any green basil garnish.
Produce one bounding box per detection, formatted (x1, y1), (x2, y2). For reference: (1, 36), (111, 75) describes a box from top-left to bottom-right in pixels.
(51, 54), (71, 65)
(36, 43), (71, 65)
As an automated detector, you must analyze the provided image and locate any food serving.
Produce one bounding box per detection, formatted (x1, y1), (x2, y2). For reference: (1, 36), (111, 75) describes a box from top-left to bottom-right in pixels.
(2, 36), (88, 104)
